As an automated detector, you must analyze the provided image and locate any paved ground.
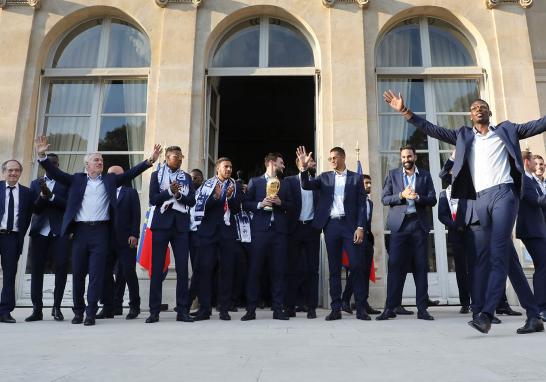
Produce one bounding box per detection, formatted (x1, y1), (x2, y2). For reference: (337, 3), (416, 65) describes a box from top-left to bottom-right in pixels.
(0, 307), (544, 382)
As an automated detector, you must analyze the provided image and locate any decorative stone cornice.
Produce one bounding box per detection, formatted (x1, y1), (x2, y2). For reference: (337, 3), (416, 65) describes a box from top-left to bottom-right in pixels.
(0, 0), (40, 9)
(322, 0), (369, 8)
(486, 0), (533, 9)
(155, 0), (202, 7)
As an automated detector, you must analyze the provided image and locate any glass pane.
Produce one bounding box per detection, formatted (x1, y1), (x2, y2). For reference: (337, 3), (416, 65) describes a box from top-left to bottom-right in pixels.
(46, 81), (94, 114)
(107, 20), (151, 67)
(379, 115), (428, 151)
(98, 116), (146, 151)
(383, 233), (437, 273)
(268, 19), (314, 67)
(102, 154), (144, 191)
(57, 154), (86, 174)
(102, 80), (148, 114)
(44, 117), (89, 151)
(208, 125), (217, 157)
(428, 18), (476, 67)
(212, 19), (260, 67)
(377, 18), (422, 67)
(378, 79), (425, 113)
(53, 20), (102, 68)
(433, 79), (479, 113)
(436, 114), (472, 151)
(210, 90), (218, 122)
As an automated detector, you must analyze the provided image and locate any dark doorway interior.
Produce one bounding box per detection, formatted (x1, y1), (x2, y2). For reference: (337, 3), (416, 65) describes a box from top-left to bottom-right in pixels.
(217, 76), (315, 182)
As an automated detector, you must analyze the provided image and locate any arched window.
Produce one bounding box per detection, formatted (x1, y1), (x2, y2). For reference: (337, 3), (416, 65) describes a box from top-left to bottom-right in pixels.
(39, 18), (151, 189)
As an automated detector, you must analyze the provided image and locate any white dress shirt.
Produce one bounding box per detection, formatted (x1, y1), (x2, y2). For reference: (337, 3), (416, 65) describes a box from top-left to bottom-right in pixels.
(468, 126), (513, 193)
(330, 169), (347, 217)
(366, 196), (371, 224)
(116, 186), (122, 199)
(1, 182), (19, 231)
(75, 174), (110, 222)
(402, 167), (419, 214)
(38, 176), (57, 236)
(298, 173), (314, 221)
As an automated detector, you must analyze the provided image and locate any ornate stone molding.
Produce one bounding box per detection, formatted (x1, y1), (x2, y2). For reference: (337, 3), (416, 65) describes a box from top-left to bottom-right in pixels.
(486, 0), (533, 9)
(322, 0), (369, 9)
(155, 0), (202, 7)
(0, 0), (40, 9)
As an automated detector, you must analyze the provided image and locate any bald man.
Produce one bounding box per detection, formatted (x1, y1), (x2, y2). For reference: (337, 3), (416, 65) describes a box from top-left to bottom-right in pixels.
(97, 166), (142, 320)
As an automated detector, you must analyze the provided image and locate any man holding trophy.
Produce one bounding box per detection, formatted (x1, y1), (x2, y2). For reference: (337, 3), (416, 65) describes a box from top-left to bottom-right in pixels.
(241, 153), (293, 321)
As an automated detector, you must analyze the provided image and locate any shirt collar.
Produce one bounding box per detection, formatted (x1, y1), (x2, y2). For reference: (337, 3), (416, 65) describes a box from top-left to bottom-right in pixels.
(86, 173), (102, 181)
(334, 168), (347, 176)
(533, 174), (545, 183)
(473, 125), (495, 136)
(402, 166), (419, 175)
(5, 183), (19, 189)
(525, 171), (534, 179)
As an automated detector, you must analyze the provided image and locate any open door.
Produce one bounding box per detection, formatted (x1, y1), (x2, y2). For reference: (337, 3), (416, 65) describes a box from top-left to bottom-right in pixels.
(205, 76), (221, 177)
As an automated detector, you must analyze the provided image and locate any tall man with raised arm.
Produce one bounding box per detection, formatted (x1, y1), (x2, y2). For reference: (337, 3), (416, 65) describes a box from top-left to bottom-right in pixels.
(146, 146), (196, 324)
(297, 146), (368, 321)
(34, 136), (161, 326)
(383, 91), (544, 334)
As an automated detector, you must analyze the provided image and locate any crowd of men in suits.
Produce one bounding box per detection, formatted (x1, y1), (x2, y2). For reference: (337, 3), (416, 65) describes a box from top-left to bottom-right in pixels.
(0, 95), (546, 334)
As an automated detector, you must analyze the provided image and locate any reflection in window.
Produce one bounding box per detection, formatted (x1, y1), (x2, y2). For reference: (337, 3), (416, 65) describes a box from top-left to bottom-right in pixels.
(212, 19), (260, 67)
(268, 19), (314, 67)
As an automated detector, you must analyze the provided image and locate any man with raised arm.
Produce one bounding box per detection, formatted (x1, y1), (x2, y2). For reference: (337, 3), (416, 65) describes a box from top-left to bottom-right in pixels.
(383, 90), (544, 334)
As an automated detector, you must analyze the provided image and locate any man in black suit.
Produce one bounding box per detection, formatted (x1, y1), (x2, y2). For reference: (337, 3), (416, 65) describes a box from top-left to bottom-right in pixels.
(97, 166), (142, 320)
(25, 153), (69, 322)
(0, 159), (35, 323)
(284, 156), (320, 319)
(377, 144), (437, 321)
(188, 168), (204, 310)
(241, 153), (293, 321)
(34, 136), (160, 326)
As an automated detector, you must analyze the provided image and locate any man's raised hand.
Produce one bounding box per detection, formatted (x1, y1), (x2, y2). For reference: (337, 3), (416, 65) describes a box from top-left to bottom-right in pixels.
(383, 90), (406, 113)
(296, 146), (313, 170)
(150, 144), (162, 163)
(35, 136), (50, 158)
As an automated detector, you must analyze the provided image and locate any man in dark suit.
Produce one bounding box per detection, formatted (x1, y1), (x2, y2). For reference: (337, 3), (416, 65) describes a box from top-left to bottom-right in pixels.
(146, 146), (196, 324)
(342, 174), (380, 315)
(34, 136), (160, 326)
(241, 153), (293, 321)
(297, 146), (368, 320)
(0, 159), (35, 323)
(377, 144), (437, 321)
(383, 91), (543, 334)
(188, 168), (204, 311)
(25, 153), (69, 322)
(516, 150), (546, 322)
(284, 156), (320, 319)
(97, 166), (141, 320)
(192, 158), (242, 321)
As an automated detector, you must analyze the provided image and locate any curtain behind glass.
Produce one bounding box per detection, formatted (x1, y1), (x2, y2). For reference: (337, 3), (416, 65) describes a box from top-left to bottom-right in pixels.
(429, 19), (475, 67)
(53, 21), (101, 68)
(107, 20), (151, 67)
(377, 19), (422, 67)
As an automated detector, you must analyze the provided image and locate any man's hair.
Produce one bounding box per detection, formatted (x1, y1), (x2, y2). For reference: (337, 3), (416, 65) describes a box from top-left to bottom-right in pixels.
(363, 174), (371, 181)
(190, 168), (203, 176)
(264, 152), (283, 166)
(533, 154), (544, 161)
(330, 147), (345, 157)
(522, 150), (533, 162)
(84, 152), (102, 165)
(216, 157), (232, 166)
(165, 146), (182, 155)
(400, 144), (416, 154)
(471, 98), (490, 109)
(1, 159), (23, 173)
(46, 153), (59, 160)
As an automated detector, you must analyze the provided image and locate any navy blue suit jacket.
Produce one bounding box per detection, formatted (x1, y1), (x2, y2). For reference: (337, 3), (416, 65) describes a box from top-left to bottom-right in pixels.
(516, 174), (546, 239)
(408, 113), (546, 199)
(149, 170), (196, 233)
(382, 168), (436, 233)
(39, 157), (152, 236)
(242, 175), (293, 234)
(0, 181), (35, 254)
(365, 198), (374, 246)
(29, 178), (68, 237)
(197, 181), (243, 239)
(284, 174), (319, 234)
(113, 186), (141, 247)
(300, 169), (366, 232)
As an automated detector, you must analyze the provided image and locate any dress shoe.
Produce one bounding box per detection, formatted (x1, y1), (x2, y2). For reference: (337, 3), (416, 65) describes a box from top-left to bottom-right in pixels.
(71, 314), (83, 324)
(491, 316), (502, 324)
(325, 310), (342, 321)
(273, 309), (289, 320)
(190, 310), (199, 316)
(296, 306), (308, 313)
(307, 309), (317, 319)
(113, 307), (123, 316)
(52, 307), (64, 321)
(25, 309), (43, 322)
(496, 306), (523, 316)
(427, 298), (440, 306)
(84, 316), (95, 326)
(517, 317), (545, 334)
(145, 314), (159, 323)
(459, 306), (470, 314)
(193, 310), (211, 321)
(394, 306), (414, 315)
(341, 301), (353, 315)
(126, 308), (140, 320)
(241, 310), (256, 321)
(228, 306), (238, 313)
(417, 311), (434, 321)
(356, 311), (372, 321)
(540, 311), (546, 322)
(176, 313), (195, 323)
(365, 303), (381, 315)
(285, 307), (296, 317)
(376, 310), (396, 321)
(468, 312), (491, 334)
(0, 313), (16, 323)
(96, 308), (114, 319)
(219, 311), (231, 321)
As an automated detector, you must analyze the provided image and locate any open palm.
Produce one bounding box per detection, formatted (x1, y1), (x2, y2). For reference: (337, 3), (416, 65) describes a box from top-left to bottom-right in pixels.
(383, 90), (406, 112)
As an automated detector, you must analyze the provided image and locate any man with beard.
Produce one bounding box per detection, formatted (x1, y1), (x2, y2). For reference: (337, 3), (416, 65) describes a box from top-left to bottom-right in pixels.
(241, 153), (293, 321)
(384, 91), (543, 334)
(192, 158), (243, 321)
(297, 146), (368, 321)
(377, 144), (436, 321)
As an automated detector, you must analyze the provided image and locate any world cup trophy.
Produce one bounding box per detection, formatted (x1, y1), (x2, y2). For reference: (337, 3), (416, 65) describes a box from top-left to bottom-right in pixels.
(264, 177), (280, 211)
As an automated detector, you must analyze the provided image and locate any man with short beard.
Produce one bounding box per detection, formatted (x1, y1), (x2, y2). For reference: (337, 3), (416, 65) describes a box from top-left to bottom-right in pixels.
(533, 155), (546, 194)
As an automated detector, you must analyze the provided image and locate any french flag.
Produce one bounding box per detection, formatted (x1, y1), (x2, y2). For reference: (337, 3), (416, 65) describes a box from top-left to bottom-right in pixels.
(137, 206), (170, 280)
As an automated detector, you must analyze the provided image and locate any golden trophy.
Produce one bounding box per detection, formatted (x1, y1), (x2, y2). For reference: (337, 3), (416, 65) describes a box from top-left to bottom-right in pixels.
(264, 177), (281, 211)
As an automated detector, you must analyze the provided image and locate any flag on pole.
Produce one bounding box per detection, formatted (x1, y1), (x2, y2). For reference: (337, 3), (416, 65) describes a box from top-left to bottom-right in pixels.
(137, 205), (170, 279)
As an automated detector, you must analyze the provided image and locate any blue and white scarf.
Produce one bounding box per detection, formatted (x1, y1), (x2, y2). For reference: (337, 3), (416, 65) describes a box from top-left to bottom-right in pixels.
(194, 177), (236, 227)
(157, 162), (190, 214)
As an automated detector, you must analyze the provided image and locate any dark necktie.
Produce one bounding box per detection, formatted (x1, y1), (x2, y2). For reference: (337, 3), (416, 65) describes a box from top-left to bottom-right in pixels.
(7, 186), (15, 231)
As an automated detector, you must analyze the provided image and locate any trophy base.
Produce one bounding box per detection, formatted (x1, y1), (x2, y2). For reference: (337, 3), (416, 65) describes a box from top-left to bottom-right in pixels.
(263, 206), (273, 212)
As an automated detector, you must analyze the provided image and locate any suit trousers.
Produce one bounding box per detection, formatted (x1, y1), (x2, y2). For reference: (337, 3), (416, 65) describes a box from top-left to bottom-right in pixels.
(323, 218), (365, 312)
(188, 231), (200, 307)
(0, 232), (19, 314)
(342, 240), (374, 305)
(449, 230), (471, 307)
(522, 238), (546, 311)
(103, 245), (140, 310)
(385, 215), (429, 312)
(29, 234), (69, 309)
(149, 228), (189, 315)
(72, 223), (109, 317)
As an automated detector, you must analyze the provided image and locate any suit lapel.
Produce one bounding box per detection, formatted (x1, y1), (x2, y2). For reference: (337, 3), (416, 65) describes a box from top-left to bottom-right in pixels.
(0, 181), (5, 219)
(117, 186), (126, 205)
